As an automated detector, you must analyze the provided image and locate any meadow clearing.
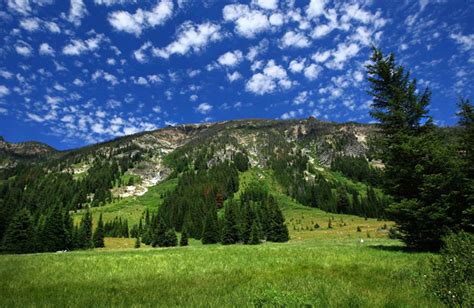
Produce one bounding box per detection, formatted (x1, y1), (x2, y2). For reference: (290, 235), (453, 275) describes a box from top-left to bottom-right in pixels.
(0, 170), (441, 306)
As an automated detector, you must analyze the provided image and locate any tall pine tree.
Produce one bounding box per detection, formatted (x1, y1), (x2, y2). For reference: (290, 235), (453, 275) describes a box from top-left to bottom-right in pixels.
(93, 213), (105, 248)
(2, 208), (35, 254)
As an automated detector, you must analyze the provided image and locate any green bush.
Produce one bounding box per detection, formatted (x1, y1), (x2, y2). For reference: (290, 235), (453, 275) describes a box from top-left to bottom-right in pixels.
(427, 231), (473, 307)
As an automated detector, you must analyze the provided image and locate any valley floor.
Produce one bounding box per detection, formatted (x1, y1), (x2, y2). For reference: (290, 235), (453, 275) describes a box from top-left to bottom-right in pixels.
(0, 170), (441, 306)
(0, 227), (440, 307)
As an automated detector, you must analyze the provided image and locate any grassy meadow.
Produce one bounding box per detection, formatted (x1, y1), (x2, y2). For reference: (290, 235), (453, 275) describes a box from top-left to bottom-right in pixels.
(0, 170), (441, 306)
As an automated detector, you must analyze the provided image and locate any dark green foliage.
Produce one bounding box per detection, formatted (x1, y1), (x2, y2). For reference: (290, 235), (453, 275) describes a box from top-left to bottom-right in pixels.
(134, 236), (141, 248)
(1, 208), (35, 254)
(41, 206), (69, 252)
(427, 231), (474, 307)
(152, 216), (167, 247)
(336, 187), (350, 214)
(221, 201), (240, 245)
(248, 221), (261, 245)
(162, 229), (178, 247)
(367, 48), (472, 250)
(233, 152), (250, 172)
(201, 207), (220, 245)
(331, 155), (381, 186)
(93, 213), (105, 248)
(159, 161), (240, 239)
(104, 217), (129, 238)
(77, 211), (93, 249)
(266, 198), (289, 242)
(179, 228), (189, 246)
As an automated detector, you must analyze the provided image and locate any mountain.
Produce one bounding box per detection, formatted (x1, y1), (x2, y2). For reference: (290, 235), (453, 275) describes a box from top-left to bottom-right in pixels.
(0, 118), (390, 251)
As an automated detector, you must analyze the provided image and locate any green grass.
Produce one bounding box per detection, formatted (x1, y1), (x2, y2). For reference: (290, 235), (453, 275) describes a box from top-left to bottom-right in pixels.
(0, 170), (441, 306)
(0, 238), (439, 307)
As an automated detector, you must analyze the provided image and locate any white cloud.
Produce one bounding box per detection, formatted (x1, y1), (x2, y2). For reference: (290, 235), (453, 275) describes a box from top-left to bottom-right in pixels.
(218, 50), (243, 67)
(281, 109), (303, 120)
(151, 21), (221, 59)
(0, 85), (10, 97)
(304, 63), (321, 80)
(223, 4), (272, 38)
(0, 70), (13, 79)
(73, 78), (85, 86)
(190, 94), (198, 101)
(288, 58), (306, 73)
(246, 60), (292, 95)
(39, 43), (55, 56)
(326, 42), (360, 69)
(94, 0), (137, 5)
(252, 0), (278, 10)
(450, 33), (474, 51)
(227, 71), (242, 82)
(92, 70), (119, 85)
(67, 0), (87, 26)
(312, 50), (331, 63)
(353, 71), (364, 82)
(306, 0), (326, 18)
(196, 102), (213, 114)
(15, 41), (33, 56)
(293, 91), (308, 105)
(63, 34), (105, 56)
(280, 30), (311, 48)
(246, 39), (268, 61)
(108, 0), (173, 36)
(19, 18), (40, 31)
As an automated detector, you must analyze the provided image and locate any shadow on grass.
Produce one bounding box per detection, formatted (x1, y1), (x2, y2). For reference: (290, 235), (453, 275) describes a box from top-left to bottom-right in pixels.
(368, 245), (424, 253)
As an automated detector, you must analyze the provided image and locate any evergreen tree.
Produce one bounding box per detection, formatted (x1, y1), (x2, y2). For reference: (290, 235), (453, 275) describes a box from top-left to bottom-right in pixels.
(180, 227), (189, 246)
(336, 187), (350, 214)
(77, 210), (93, 249)
(134, 236), (141, 248)
(2, 208), (35, 254)
(93, 213), (105, 248)
(41, 206), (68, 252)
(266, 199), (289, 242)
(163, 229), (178, 247)
(221, 201), (240, 245)
(248, 221), (261, 245)
(367, 48), (467, 250)
(201, 207), (220, 244)
(152, 215), (167, 247)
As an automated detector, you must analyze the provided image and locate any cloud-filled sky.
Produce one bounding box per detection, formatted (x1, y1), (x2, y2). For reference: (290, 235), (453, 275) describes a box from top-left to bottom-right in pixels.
(0, 0), (473, 149)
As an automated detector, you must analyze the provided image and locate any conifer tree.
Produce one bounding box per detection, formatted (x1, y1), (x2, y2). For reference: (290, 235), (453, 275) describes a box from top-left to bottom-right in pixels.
(248, 221), (261, 245)
(266, 199), (289, 242)
(2, 208), (35, 254)
(41, 206), (68, 252)
(78, 210), (93, 249)
(221, 202), (239, 245)
(180, 227), (189, 246)
(163, 229), (178, 247)
(152, 215), (167, 247)
(134, 236), (141, 248)
(201, 207), (219, 244)
(93, 213), (105, 248)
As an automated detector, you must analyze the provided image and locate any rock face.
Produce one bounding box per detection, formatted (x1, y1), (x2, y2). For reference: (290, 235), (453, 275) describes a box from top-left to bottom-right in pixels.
(0, 119), (379, 196)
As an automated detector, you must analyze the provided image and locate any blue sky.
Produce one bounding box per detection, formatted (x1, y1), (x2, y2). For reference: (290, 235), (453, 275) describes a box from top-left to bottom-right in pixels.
(0, 0), (473, 150)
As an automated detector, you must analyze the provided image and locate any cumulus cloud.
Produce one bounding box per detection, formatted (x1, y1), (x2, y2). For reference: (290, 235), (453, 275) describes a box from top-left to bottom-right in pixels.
(150, 21), (222, 59)
(288, 58), (306, 73)
(0, 85), (10, 97)
(218, 50), (243, 67)
(306, 0), (326, 18)
(39, 43), (55, 56)
(15, 41), (33, 56)
(19, 17), (61, 33)
(450, 33), (474, 51)
(281, 109), (303, 120)
(227, 71), (242, 82)
(280, 30), (311, 48)
(108, 0), (173, 36)
(196, 102), (213, 114)
(92, 70), (119, 85)
(67, 0), (87, 26)
(252, 0), (278, 10)
(303, 63), (321, 80)
(63, 34), (105, 56)
(223, 4), (273, 38)
(246, 60), (293, 95)
(7, 0), (54, 15)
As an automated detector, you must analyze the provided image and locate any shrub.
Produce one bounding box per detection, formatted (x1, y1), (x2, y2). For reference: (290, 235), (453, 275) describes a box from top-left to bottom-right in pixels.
(427, 231), (473, 307)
